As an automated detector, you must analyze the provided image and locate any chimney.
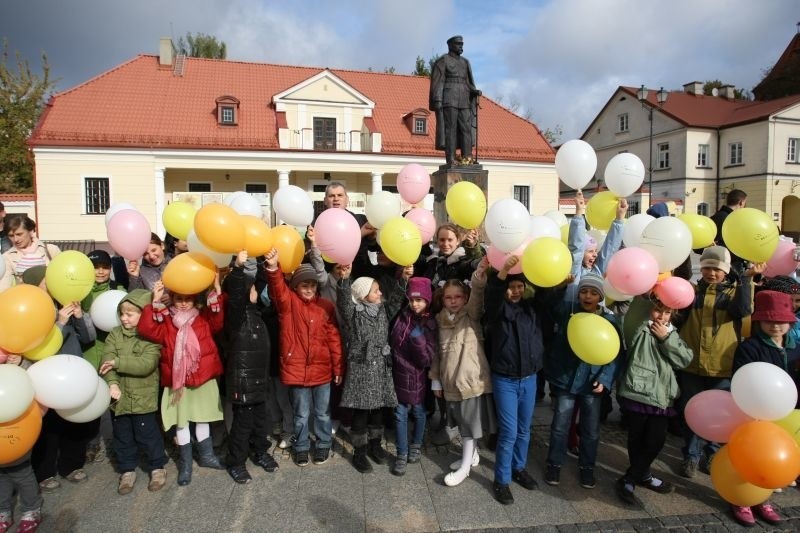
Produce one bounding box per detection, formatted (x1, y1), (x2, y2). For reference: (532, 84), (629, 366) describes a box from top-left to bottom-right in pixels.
(683, 81), (703, 95)
(720, 84), (736, 99)
(159, 38), (174, 67)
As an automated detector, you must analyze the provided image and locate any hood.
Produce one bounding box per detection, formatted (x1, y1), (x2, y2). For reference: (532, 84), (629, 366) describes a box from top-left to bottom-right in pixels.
(118, 289), (152, 312)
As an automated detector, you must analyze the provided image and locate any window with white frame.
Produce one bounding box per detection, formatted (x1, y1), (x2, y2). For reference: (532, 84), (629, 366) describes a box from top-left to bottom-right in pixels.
(414, 117), (427, 134)
(728, 142), (743, 165)
(697, 144), (709, 167)
(657, 142), (670, 169)
(84, 177), (110, 214)
(513, 185), (530, 211)
(788, 138), (799, 162)
(697, 202), (709, 216)
(617, 113), (629, 132)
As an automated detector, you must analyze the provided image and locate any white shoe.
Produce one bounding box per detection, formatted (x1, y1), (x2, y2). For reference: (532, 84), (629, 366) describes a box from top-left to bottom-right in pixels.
(278, 434), (295, 449)
(449, 447), (479, 471)
(331, 419), (341, 436)
(444, 468), (470, 487)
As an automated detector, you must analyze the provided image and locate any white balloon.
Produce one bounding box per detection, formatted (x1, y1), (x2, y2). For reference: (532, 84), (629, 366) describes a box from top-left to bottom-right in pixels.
(604, 153), (645, 197)
(57, 377), (111, 423)
(228, 193), (264, 218)
(223, 191), (248, 207)
(555, 140), (597, 190)
(0, 365), (35, 423)
(27, 354), (98, 410)
(543, 210), (568, 228)
(89, 290), (127, 332)
(365, 191), (401, 229)
(529, 215), (561, 242)
(639, 217), (692, 272)
(273, 185), (314, 227)
(603, 279), (632, 302)
(187, 230), (233, 268)
(104, 203), (136, 226)
(485, 199), (531, 252)
(731, 362), (798, 421)
(622, 214), (655, 248)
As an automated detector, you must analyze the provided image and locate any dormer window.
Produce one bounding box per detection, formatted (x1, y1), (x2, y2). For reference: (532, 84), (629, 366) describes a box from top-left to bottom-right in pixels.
(216, 96), (240, 126)
(403, 108), (430, 136)
(414, 117), (427, 134)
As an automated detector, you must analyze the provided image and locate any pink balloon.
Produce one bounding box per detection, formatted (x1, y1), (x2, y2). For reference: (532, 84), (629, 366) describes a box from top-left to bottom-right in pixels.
(106, 209), (152, 260)
(404, 207), (436, 244)
(654, 276), (695, 309)
(486, 240), (529, 275)
(313, 208), (361, 265)
(685, 389), (753, 443)
(397, 164), (431, 204)
(763, 238), (799, 277)
(606, 247), (659, 296)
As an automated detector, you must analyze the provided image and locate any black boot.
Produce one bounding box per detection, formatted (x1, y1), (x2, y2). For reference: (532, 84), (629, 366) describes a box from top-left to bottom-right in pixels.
(368, 438), (387, 464)
(177, 444), (193, 486)
(196, 438), (225, 470)
(353, 445), (372, 473)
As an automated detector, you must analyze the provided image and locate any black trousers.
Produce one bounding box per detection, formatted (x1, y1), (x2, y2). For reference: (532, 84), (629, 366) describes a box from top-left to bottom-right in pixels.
(623, 409), (669, 483)
(227, 402), (270, 466)
(351, 408), (383, 439)
(32, 411), (99, 481)
(111, 411), (168, 473)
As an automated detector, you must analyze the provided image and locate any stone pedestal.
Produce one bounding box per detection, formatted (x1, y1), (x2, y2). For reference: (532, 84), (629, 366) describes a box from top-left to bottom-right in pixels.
(432, 164), (489, 228)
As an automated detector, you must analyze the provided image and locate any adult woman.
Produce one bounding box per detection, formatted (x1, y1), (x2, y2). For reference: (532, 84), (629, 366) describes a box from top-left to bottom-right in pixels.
(0, 215), (60, 292)
(127, 233), (170, 291)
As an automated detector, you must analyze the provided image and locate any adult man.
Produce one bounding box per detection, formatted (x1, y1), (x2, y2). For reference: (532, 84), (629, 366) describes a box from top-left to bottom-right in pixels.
(0, 202), (10, 254)
(429, 35), (481, 166)
(711, 189), (747, 275)
(317, 182), (374, 277)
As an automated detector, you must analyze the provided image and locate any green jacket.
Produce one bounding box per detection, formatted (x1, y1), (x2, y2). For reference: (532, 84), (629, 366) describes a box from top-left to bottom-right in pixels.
(81, 280), (125, 370)
(101, 290), (160, 415)
(618, 321), (694, 409)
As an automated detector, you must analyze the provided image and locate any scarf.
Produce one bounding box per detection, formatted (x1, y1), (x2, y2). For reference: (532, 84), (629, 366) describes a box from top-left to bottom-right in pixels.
(358, 301), (382, 318)
(170, 307), (201, 391)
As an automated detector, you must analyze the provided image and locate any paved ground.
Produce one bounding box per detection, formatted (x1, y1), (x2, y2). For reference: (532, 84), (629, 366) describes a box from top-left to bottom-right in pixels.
(31, 398), (800, 532)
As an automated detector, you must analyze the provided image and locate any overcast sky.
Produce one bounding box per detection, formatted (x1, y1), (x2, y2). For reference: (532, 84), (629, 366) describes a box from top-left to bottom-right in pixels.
(2, 0), (796, 141)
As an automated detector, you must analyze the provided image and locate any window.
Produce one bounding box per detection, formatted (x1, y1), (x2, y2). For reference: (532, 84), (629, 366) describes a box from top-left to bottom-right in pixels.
(728, 142), (743, 165)
(788, 138), (799, 162)
(245, 183), (267, 194)
(657, 142), (670, 169)
(84, 177), (110, 214)
(697, 202), (709, 216)
(513, 185), (530, 211)
(617, 113), (629, 132)
(626, 201), (639, 218)
(188, 182), (212, 192)
(413, 117), (427, 134)
(221, 107), (234, 124)
(215, 96), (239, 126)
(313, 117), (337, 151)
(697, 144), (709, 167)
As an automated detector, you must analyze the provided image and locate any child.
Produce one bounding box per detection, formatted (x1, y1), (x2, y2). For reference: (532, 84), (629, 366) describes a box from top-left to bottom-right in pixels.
(419, 224), (483, 291)
(336, 265), (408, 473)
(138, 279), (227, 486)
(222, 251), (278, 484)
(761, 275), (800, 344)
(127, 233), (171, 292)
(389, 277), (436, 476)
(264, 249), (343, 467)
(727, 290), (798, 527)
(431, 258), (496, 487)
(615, 297), (693, 505)
(98, 289), (167, 494)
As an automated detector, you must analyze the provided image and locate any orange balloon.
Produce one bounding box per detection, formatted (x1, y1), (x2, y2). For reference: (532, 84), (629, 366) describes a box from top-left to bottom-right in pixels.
(162, 252), (217, 295)
(728, 420), (800, 489)
(656, 271), (672, 282)
(711, 445), (773, 506)
(0, 402), (43, 464)
(194, 203), (245, 253)
(241, 216), (273, 257)
(0, 285), (56, 353)
(272, 226), (304, 274)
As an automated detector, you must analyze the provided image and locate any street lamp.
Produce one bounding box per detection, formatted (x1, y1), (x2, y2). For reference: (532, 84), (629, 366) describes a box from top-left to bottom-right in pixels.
(637, 85), (668, 206)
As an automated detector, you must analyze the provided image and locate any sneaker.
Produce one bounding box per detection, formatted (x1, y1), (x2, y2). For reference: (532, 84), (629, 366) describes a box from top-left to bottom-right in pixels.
(680, 459), (698, 478)
(731, 505), (756, 527)
(38, 477), (60, 493)
(639, 476), (673, 494)
(449, 447), (480, 471)
(391, 454), (407, 477)
(492, 481), (514, 505)
(313, 447), (330, 465)
(698, 453), (714, 475)
(117, 471), (136, 495)
(331, 419), (341, 436)
(407, 444), (422, 464)
(753, 502), (782, 525)
(64, 469), (88, 483)
(579, 467), (596, 489)
(294, 450), (309, 467)
(227, 464), (252, 484)
(544, 463), (561, 486)
(511, 469), (539, 490)
(0, 511), (12, 533)
(567, 446), (579, 458)
(148, 469), (166, 492)
(615, 478), (638, 506)
(252, 452), (279, 472)
(278, 433), (295, 450)
(444, 468), (470, 487)
(16, 511), (40, 533)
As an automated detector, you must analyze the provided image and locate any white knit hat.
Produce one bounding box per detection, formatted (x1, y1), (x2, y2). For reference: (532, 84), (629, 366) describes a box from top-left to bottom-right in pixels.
(351, 276), (376, 303)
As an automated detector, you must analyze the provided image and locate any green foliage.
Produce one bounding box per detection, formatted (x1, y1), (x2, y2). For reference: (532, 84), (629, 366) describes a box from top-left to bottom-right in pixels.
(0, 39), (53, 192)
(702, 79), (752, 100)
(176, 32), (227, 59)
(541, 124), (563, 146)
(412, 55), (440, 77)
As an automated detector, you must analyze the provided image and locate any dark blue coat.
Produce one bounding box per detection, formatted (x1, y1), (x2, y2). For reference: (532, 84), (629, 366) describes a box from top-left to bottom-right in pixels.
(389, 306), (436, 405)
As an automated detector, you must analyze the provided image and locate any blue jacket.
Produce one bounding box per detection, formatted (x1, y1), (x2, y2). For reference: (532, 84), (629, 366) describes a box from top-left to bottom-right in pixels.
(565, 214), (623, 302)
(733, 330), (800, 394)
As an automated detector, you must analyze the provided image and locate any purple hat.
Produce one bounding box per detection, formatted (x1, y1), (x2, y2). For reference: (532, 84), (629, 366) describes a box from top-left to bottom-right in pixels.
(407, 277), (432, 304)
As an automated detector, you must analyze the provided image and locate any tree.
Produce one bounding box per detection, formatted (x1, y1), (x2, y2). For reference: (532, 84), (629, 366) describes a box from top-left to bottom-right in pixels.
(176, 32), (227, 59)
(412, 55), (440, 78)
(541, 124), (563, 146)
(0, 40), (53, 192)
(702, 79), (752, 100)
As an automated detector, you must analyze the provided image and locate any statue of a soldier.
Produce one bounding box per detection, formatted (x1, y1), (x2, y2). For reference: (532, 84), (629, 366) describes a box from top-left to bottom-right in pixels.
(429, 35), (481, 166)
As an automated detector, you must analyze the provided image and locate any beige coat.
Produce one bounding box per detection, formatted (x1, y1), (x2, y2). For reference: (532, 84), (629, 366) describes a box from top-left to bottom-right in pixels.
(0, 241), (61, 291)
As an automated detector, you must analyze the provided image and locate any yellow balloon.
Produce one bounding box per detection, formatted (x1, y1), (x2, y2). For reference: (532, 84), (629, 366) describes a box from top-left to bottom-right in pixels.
(0, 285), (56, 353)
(163, 202), (197, 240)
(775, 409), (800, 446)
(44, 250), (95, 306)
(162, 252), (216, 295)
(445, 182), (486, 229)
(560, 224), (569, 244)
(194, 204), (246, 253)
(379, 217), (422, 266)
(241, 216), (273, 257)
(23, 325), (62, 361)
(711, 445), (773, 507)
(721, 207), (779, 262)
(678, 213), (716, 249)
(585, 191), (619, 230)
(566, 312), (620, 365)
(521, 237), (572, 287)
(272, 226), (305, 274)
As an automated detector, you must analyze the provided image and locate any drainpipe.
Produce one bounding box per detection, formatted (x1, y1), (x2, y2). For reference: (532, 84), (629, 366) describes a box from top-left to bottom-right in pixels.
(715, 128), (721, 211)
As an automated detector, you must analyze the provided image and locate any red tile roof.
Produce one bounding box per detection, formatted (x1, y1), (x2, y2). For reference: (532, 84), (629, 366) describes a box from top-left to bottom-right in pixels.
(0, 194), (35, 202)
(30, 55), (554, 163)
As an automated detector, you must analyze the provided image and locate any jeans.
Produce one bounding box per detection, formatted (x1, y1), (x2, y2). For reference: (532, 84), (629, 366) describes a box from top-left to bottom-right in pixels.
(678, 372), (730, 462)
(289, 383), (332, 453)
(394, 403), (426, 456)
(111, 412), (168, 473)
(546, 388), (601, 469)
(492, 373), (537, 485)
(0, 459), (42, 514)
(227, 402), (270, 466)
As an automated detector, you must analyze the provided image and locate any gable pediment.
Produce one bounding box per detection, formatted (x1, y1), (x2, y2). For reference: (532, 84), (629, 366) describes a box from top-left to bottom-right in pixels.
(273, 69), (374, 111)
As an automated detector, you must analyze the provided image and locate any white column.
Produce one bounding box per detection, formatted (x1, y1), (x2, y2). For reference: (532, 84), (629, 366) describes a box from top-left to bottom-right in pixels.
(371, 172), (383, 194)
(278, 170), (290, 189)
(154, 167), (166, 237)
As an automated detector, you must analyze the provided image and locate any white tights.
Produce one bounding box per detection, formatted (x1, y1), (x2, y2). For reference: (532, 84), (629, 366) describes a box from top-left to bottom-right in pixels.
(175, 423), (210, 446)
(453, 437), (475, 478)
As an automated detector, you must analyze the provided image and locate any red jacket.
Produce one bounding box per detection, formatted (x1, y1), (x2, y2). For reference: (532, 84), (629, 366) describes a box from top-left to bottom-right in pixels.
(139, 298), (226, 388)
(267, 267), (343, 387)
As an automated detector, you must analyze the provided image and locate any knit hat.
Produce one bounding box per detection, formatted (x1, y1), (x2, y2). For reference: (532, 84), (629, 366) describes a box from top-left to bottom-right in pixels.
(407, 277), (432, 304)
(762, 275), (800, 295)
(751, 290), (797, 323)
(87, 249), (112, 266)
(21, 265), (47, 286)
(646, 202), (670, 218)
(351, 276), (376, 303)
(578, 273), (605, 299)
(289, 264), (318, 290)
(584, 236), (598, 251)
(699, 246), (731, 274)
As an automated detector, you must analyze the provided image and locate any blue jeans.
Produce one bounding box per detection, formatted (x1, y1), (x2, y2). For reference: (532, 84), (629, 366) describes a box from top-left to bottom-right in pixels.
(546, 388), (601, 469)
(678, 372), (730, 462)
(394, 403), (426, 456)
(289, 383), (332, 453)
(111, 412), (168, 473)
(492, 373), (537, 485)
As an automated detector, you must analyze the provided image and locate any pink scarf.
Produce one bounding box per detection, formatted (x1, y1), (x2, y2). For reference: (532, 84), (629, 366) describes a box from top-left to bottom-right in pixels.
(170, 307), (201, 391)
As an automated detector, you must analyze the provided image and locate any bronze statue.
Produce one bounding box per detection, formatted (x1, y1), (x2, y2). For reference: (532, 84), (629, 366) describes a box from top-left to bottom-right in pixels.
(429, 35), (481, 166)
